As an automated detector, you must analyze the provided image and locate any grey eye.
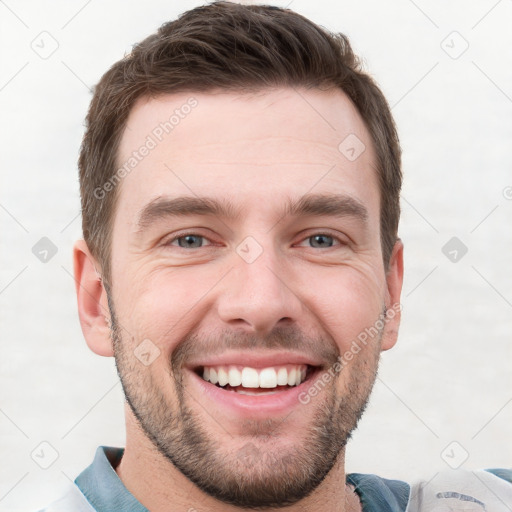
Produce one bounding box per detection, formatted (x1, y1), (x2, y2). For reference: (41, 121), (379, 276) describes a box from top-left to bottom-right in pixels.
(309, 234), (334, 248)
(177, 235), (204, 248)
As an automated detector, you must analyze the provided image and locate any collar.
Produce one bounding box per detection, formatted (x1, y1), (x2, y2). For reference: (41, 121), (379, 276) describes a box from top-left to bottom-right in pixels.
(75, 446), (148, 512)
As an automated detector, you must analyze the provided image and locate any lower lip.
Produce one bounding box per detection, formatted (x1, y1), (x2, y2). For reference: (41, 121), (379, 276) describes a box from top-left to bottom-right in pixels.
(188, 369), (320, 418)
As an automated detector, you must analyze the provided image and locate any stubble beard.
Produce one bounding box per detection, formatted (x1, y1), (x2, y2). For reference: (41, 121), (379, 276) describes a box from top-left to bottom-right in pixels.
(108, 294), (382, 509)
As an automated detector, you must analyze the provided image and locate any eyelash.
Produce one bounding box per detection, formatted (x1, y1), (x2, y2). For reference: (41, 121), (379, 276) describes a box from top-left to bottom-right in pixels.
(165, 231), (346, 249)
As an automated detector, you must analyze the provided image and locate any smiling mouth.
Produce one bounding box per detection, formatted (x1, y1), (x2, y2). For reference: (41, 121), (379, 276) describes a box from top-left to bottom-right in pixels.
(194, 364), (318, 395)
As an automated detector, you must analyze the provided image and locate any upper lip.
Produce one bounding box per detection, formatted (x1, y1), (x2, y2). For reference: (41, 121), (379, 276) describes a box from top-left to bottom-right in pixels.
(187, 350), (324, 370)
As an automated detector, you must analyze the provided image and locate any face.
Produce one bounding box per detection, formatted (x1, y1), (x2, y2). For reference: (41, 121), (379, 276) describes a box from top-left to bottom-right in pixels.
(106, 88), (402, 508)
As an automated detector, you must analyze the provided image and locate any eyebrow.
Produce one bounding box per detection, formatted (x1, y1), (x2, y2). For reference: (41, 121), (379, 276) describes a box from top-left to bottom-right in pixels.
(136, 196), (241, 233)
(286, 193), (368, 223)
(135, 193), (368, 233)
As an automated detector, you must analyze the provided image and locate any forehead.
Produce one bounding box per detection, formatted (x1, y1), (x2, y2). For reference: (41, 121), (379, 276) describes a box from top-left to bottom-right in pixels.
(115, 87), (379, 226)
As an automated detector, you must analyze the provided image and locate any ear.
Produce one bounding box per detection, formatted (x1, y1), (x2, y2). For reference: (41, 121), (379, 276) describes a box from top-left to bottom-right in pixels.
(381, 238), (404, 351)
(73, 239), (113, 357)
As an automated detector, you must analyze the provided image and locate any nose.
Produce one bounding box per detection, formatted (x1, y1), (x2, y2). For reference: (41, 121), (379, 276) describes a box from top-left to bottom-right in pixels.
(216, 243), (304, 336)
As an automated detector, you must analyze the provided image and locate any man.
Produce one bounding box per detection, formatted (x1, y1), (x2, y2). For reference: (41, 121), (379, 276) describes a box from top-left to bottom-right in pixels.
(39, 2), (511, 511)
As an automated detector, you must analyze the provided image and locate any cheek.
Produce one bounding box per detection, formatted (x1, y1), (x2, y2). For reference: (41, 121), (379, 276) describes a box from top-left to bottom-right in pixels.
(114, 266), (216, 352)
(305, 268), (384, 351)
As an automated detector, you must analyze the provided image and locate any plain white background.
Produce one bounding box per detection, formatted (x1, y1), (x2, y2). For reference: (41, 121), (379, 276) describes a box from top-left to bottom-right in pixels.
(1, 1), (511, 510)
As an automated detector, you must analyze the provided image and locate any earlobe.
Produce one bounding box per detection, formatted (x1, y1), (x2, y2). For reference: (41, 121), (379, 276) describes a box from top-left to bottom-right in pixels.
(73, 239), (114, 357)
(381, 239), (404, 351)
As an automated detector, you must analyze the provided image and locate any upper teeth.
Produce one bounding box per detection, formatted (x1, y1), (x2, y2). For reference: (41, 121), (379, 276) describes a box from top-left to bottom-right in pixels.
(202, 365), (307, 388)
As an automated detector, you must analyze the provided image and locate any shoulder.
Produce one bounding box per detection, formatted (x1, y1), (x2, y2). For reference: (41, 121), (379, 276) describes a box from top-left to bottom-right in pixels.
(35, 483), (95, 512)
(408, 468), (512, 511)
(347, 468), (512, 512)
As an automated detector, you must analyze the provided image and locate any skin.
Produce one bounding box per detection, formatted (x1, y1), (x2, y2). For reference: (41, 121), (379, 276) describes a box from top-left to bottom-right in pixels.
(74, 87), (404, 512)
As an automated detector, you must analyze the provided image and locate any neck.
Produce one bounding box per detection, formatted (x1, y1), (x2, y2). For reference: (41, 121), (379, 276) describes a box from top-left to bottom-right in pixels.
(116, 408), (361, 512)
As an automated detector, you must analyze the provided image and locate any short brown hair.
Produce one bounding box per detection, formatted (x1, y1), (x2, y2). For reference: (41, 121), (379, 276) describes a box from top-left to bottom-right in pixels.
(79, 1), (401, 287)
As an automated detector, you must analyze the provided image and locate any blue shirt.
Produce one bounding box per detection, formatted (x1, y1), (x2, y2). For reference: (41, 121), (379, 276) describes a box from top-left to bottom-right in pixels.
(38, 446), (512, 511)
